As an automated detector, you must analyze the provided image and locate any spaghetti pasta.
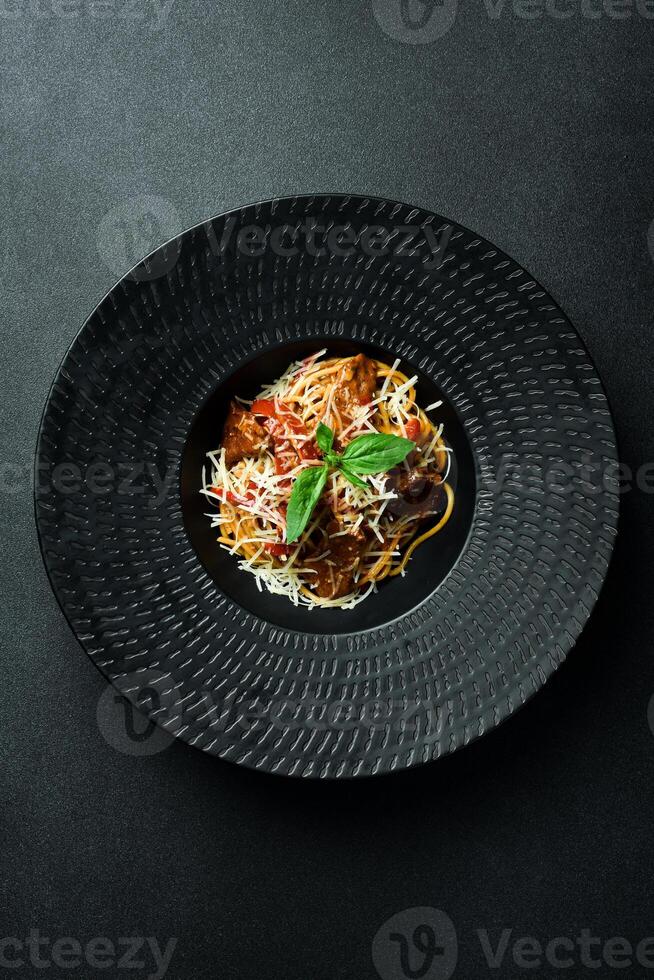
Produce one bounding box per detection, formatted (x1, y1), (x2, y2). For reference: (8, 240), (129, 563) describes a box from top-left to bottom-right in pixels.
(201, 351), (454, 609)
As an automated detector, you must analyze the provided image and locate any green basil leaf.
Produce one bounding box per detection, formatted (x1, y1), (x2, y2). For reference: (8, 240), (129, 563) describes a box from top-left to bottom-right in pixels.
(285, 464), (329, 543)
(316, 422), (334, 455)
(339, 466), (368, 490)
(341, 433), (415, 474)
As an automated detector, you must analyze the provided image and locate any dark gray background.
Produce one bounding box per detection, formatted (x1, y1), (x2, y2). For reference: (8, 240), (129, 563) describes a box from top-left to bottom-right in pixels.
(2, 1), (653, 978)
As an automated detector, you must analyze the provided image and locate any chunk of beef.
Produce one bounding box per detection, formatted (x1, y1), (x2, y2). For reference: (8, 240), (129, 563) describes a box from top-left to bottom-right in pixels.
(384, 468), (447, 521)
(303, 520), (367, 600)
(334, 354), (377, 425)
(221, 400), (271, 467)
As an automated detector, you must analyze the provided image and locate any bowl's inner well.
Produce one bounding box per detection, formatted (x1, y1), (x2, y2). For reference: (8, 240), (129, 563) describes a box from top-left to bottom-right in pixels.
(181, 339), (476, 634)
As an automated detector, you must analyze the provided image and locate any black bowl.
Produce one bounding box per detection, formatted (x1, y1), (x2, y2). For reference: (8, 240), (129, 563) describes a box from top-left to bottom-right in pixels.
(35, 194), (619, 778)
(181, 337), (476, 634)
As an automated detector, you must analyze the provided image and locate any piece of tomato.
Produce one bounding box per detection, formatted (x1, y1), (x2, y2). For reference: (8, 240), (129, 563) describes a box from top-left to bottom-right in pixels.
(276, 402), (306, 432)
(250, 399), (277, 418)
(298, 439), (319, 460)
(210, 485), (256, 506)
(405, 418), (421, 442)
(274, 454), (294, 477)
(252, 400), (306, 430)
(263, 541), (292, 557)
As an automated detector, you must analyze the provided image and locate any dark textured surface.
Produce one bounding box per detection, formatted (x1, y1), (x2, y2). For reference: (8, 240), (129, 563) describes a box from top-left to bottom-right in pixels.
(35, 195), (619, 778)
(2, 2), (654, 978)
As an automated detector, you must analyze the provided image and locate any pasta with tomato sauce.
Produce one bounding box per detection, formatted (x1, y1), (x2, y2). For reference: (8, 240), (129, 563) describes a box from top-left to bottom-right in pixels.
(202, 350), (454, 609)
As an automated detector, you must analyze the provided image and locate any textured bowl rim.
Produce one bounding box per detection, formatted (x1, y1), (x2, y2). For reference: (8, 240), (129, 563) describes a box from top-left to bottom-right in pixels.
(34, 192), (620, 779)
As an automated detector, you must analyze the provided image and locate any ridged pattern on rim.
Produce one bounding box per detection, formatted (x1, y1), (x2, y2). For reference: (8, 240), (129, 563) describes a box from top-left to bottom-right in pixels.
(35, 196), (619, 777)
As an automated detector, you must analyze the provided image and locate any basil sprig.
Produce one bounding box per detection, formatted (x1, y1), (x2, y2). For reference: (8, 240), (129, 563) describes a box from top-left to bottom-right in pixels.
(285, 465), (329, 544)
(340, 432), (416, 473)
(315, 422), (334, 455)
(285, 423), (415, 543)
